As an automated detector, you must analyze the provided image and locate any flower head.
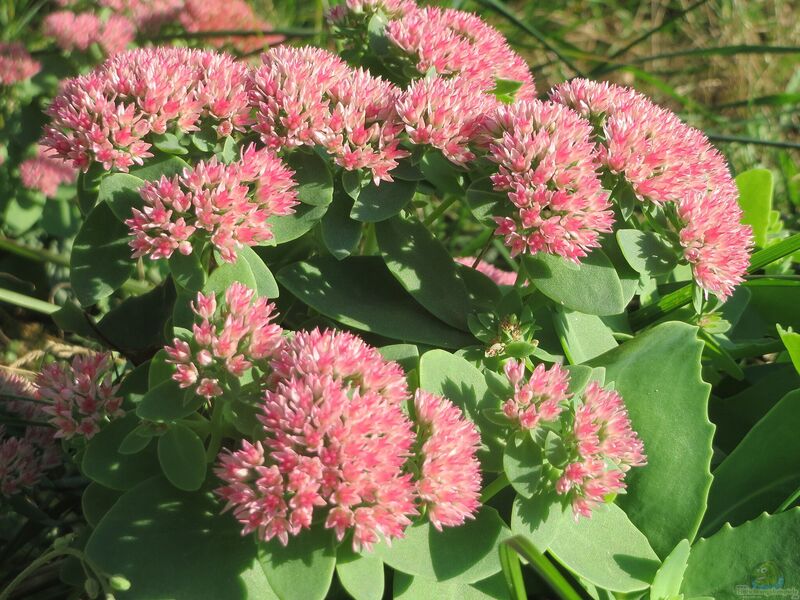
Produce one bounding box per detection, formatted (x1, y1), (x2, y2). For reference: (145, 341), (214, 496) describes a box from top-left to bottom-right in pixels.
(43, 11), (135, 55)
(386, 7), (535, 98)
(550, 78), (753, 297)
(126, 144), (297, 262)
(19, 145), (77, 198)
(556, 381), (646, 519)
(164, 283), (283, 399)
(502, 360), (569, 430)
(397, 76), (496, 166)
(180, 0), (284, 53)
(0, 42), (41, 85)
(43, 47), (251, 171)
(35, 353), (123, 439)
(217, 329), (417, 551)
(99, 0), (184, 32)
(455, 256), (516, 286)
(413, 390), (481, 530)
(481, 99), (614, 261)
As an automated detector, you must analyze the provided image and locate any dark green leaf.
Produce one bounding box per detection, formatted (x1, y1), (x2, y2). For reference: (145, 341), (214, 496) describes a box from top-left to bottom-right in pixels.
(70, 202), (136, 306)
(510, 491), (567, 551)
(277, 257), (475, 349)
(268, 203), (328, 244)
(137, 379), (204, 422)
(285, 151), (334, 207)
(321, 189), (362, 260)
(503, 433), (543, 498)
(465, 177), (505, 225)
(240, 246), (279, 298)
(152, 132), (189, 155)
(393, 572), (509, 599)
(735, 169), (773, 247)
(616, 229), (679, 276)
(81, 483), (121, 528)
(259, 526), (336, 600)
(420, 152), (464, 196)
(376, 217), (472, 330)
(205, 252), (257, 296)
(129, 155), (190, 182)
(350, 178), (416, 222)
(335, 546), (384, 600)
(99, 173), (145, 223)
(169, 252), (206, 292)
(523, 251), (626, 316)
(157, 424), (207, 491)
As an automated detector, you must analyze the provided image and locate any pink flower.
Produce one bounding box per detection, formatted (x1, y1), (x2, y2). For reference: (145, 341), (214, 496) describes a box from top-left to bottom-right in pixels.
(97, 14), (137, 55)
(43, 47), (251, 172)
(397, 76), (497, 166)
(455, 256), (517, 286)
(100, 0), (183, 32)
(34, 353), (123, 440)
(413, 390), (481, 530)
(127, 144), (297, 261)
(556, 381), (646, 519)
(0, 42), (40, 85)
(551, 79), (753, 298)
(180, 0), (284, 53)
(480, 100), (614, 262)
(43, 11), (103, 52)
(216, 329), (417, 551)
(502, 360), (569, 430)
(19, 145), (77, 198)
(164, 283), (283, 399)
(385, 7), (535, 98)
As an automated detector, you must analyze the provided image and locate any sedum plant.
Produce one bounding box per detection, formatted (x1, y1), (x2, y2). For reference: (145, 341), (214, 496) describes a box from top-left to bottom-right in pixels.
(1, 1), (799, 599)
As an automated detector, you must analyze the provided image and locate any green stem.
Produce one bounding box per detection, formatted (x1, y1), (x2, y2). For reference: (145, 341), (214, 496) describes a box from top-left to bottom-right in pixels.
(0, 547), (89, 600)
(480, 472), (509, 503)
(205, 401), (225, 462)
(0, 288), (58, 315)
(498, 543), (528, 600)
(503, 536), (583, 600)
(630, 233), (800, 330)
(0, 236), (70, 267)
(777, 484), (800, 512)
(423, 196), (459, 227)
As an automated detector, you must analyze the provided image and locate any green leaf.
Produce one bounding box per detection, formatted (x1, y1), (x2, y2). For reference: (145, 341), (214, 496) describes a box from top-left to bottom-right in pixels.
(240, 246), (279, 298)
(81, 483), (121, 528)
(549, 503), (661, 593)
(205, 252), (257, 296)
(378, 344), (419, 373)
(136, 379), (204, 422)
(419, 350), (506, 471)
(735, 168), (773, 247)
(465, 176), (505, 225)
(98, 173), (145, 222)
(86, 476), (275, 600)
(148, 349), (175, 388)
(375, 507), (511, 584)
(701, 390), (800, 536)
(651, 539), (690, 600)
(157, 424), (207, 491)
(553, 308), (617, 364)
(682, 510), (800, 599)
(376, 217), (472, 330)
(269, 203), (329, 244)
(129, 155), (190, 182)
(277, 257), (475, 349)
(335, 546), (384, 600)
(321, 188), (362, 260)
(169, 251), (206, 292)
(616, 229), (679, 276)
(503, 432), (543, 498)
(82, 413), (159, 491)
(393, 572), (509, 599)
(420, 152), (464, 196)
(285, 150), (334, 206)
(41, 196), (80, 237)
(258, 526), (336, 600)
(70, 202), (136, 306)
(350, 178), (416, 222)
(97, 279), (175, 356)
(588, 322), (714, 557)
(522, 251), (626, 316)
(118, 426), (153, 455)
(3, 191), (45, 234)
(117, 360), (151, 406)
(510, 491), (567, 552)
(777, 324), (800, 374)
(152, 132), (189, 155)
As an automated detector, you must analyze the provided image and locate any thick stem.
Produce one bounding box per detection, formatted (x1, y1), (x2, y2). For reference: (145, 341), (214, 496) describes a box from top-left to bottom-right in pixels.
(205, 401), (225, 462)
(480, 473), (510, 503)
(423, 196), (459, 227)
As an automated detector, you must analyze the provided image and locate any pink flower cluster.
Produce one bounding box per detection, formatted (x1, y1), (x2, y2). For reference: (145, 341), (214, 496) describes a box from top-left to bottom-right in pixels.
(502, 360), (568, 429)
(0, 373), (61, 497)
(35, 353), (123, 440)
(215, 327), (481, 550)
(100, 0), (184, 32)
(455, 256), (517, 286)
(251, 47), (408, 183)
(180, 0), (284, 53)
(43, 48), (251, 171)
(551, 79), (752, 297)
(385, 6), (535, 98)
(43, 11), (135, 55)
(165, 283), (283, 399)
(557, 382), (646, 519)
(397, 76), (496, 166)
(19, 146), (77, 198)
(413, 390), (481, 530)
(482, 100), (615, 261)
(0, 42), (40, 85)
(127, 145), (297, 262)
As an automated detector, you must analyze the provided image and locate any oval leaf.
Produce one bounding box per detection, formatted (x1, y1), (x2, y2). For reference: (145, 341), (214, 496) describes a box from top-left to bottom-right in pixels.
(157, 424), (207, 492)
(350, 178), (416, 222)
(258, 526), (336, 600)
(285, 150), (333, 207)
(616, 229), (679, 276)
